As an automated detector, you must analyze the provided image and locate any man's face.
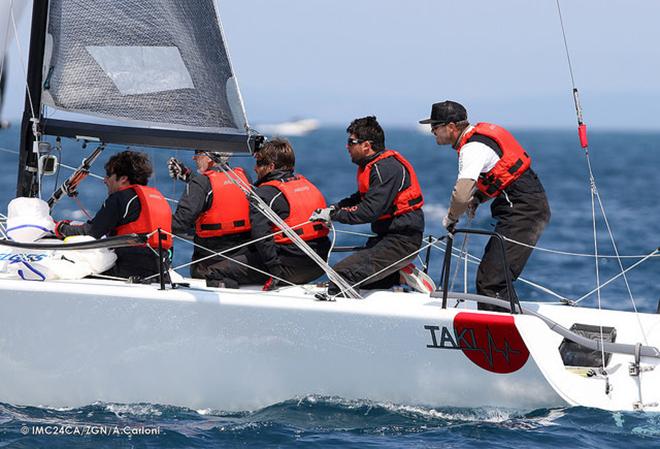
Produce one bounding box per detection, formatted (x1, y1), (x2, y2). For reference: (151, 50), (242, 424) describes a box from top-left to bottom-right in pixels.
(193, 152), (214, 174)
(431, 123), (453, 146)
(104, 173), (129, 194)
(254, 158), (274, 181)
(346, 134), (373, 164)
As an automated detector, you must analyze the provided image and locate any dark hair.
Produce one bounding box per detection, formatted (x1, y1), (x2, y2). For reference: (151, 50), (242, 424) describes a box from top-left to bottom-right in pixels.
(254, 138), (295, 170)
(104, 150), (153, 185)
(346, 116), (385, 151)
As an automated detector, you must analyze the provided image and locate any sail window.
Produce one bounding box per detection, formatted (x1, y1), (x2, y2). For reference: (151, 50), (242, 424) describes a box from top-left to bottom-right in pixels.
(85, 46), (194, 96)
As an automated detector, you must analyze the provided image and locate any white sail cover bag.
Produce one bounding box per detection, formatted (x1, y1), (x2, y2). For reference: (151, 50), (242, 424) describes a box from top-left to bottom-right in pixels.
(3, 199), (116, 280)
(2, 236), (117, 281)
(5, 197), (55, 242)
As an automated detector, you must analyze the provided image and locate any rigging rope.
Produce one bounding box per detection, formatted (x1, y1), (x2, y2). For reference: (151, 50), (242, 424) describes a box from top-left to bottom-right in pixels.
(430, 239), (571, 302)
(223, 164), (360, 298)
(73, 196), (92, 220)
(0, 139), (654, 309)
(190, 162), (361, 298)
(593, 178), (649, 343)
(329, 221), (658, 260)
(432, 236), (657, 308)
(327, 221), (338, 261)
(497, 233), (659, 259)
(145, 230), (318, 295)
(331, 228), (377, 239)
(142, 221), (318, 282)
(574, 249), (659, 305)
(555, 0), (648, 349)
(0, 146), (179, 204)
(589, 167), (606, 367)
(449, 217), (472, 293)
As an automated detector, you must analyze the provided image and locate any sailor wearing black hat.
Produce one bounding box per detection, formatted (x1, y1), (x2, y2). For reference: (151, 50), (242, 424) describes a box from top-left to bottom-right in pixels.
(421, 101), (550, 310)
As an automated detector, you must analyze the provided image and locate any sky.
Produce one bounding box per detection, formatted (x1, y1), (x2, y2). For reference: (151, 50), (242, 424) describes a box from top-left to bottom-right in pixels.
(2, 0), (660, 129)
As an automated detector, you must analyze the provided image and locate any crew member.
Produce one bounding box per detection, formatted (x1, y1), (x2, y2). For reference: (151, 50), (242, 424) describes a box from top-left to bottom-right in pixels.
(420, 100), (550, 309)
(168, 151), (252, 278)
(55, 150), (172, 279)
(206, 138), (331, 288)
(312, 116), (425, 296)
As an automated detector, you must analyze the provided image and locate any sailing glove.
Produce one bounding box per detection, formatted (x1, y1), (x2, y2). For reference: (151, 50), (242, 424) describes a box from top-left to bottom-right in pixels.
(309, 205), (335, 223)
(54, 220), (71, 239)
(442, 215), (458, 233)
(167, 157), (192, 183)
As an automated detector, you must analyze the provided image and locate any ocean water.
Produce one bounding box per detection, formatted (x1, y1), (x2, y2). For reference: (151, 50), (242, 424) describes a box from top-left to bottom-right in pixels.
(0, 125), (659, 447)
(2, 398), (660, 449)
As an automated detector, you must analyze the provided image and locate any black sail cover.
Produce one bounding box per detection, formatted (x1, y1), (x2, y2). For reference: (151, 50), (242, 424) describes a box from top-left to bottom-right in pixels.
(41, 0), (252, 152)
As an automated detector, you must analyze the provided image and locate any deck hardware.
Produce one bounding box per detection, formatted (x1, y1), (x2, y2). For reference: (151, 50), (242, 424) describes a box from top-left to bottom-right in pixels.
(439, 230), (520, 314)
(629, 342), (642, 376)
(633, 401), (659, 411)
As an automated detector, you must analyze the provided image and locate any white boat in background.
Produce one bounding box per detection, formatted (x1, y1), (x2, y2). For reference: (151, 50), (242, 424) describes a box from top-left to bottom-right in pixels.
(256, 118), (320, 136)
(1, 0), (660, 414)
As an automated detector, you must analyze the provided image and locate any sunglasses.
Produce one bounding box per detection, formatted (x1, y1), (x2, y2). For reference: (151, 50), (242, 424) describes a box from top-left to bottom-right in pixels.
(347, 138), (368, 146)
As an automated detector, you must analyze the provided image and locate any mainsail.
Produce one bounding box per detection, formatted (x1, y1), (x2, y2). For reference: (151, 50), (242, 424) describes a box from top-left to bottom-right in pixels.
(17, 0), (257, 196)
(42, 0), (247, 136)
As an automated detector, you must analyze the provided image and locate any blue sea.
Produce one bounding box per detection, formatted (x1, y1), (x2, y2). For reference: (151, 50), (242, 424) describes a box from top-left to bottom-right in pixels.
(1, 124), (659, 447)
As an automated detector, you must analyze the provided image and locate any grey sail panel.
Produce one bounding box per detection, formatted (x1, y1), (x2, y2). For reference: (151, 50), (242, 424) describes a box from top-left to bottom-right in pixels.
(42, 0), (247, 135)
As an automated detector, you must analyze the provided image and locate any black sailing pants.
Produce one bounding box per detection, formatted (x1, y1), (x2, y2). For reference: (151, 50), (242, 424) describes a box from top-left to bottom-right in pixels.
(476, 170), (550, 311)
(201, 246), (325, 288)
(329, 231), (423, 295)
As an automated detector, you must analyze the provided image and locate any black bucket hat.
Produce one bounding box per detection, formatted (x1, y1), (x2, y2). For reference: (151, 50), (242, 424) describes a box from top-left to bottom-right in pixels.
(419, 100), (467, 125)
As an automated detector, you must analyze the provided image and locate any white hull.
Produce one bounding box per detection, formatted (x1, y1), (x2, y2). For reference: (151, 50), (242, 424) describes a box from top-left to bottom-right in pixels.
(0, 277), (658, 412)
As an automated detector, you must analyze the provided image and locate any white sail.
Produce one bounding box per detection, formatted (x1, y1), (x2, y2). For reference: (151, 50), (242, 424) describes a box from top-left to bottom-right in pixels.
(0, 0), (29, 125)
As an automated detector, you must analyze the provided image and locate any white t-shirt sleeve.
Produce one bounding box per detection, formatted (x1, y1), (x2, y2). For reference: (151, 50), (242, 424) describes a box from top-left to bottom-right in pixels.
(457, 141), (500, 180)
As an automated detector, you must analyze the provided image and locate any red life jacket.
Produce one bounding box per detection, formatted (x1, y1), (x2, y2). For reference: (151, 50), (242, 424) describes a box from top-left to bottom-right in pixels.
(456, 122), (531, 198)
(114, 185), (172, 249)
(260, 175), (329, 245)
(195, 168), (251, 238)
(356, 149), (424, 221)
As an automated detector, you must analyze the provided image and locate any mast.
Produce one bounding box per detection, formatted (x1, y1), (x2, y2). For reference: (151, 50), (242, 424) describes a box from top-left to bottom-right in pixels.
(16, 0), (50, 197)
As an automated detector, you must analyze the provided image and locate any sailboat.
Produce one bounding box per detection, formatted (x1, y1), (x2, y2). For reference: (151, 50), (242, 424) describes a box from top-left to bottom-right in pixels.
(0, 0), (659, 413)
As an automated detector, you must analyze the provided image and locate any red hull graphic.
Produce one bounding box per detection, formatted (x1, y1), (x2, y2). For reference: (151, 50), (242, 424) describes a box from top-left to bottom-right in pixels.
(453, 312), (529, 373)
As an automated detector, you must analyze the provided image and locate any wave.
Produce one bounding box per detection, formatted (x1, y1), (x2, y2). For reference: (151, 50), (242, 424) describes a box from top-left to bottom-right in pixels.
(2, 397), (658, 448)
